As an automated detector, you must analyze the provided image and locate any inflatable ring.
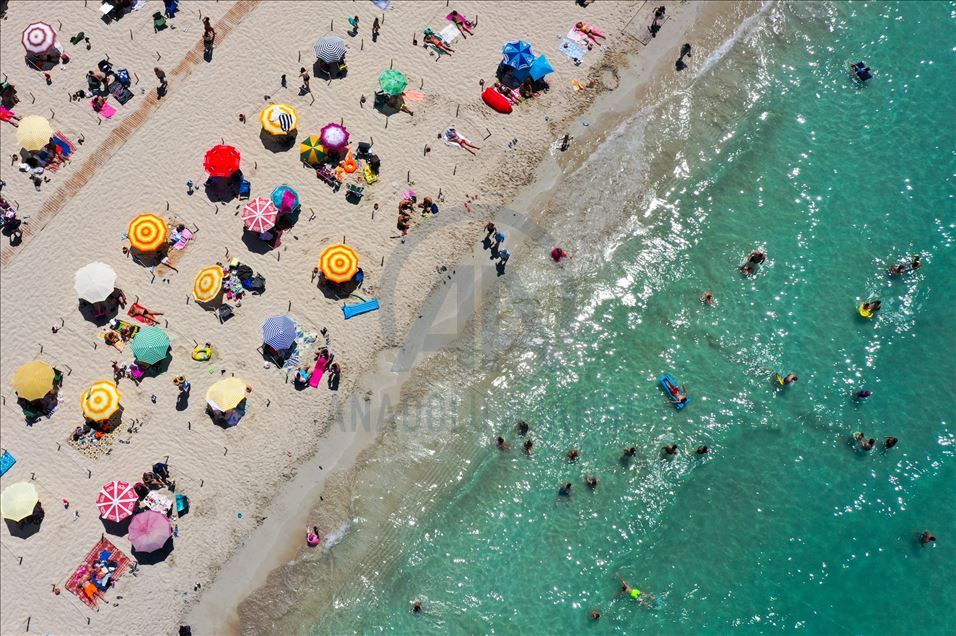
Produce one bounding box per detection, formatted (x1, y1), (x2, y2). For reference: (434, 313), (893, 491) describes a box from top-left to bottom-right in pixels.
(307, 532), (320, 547)
(192, 345), (212, 361)
(342, 153), (357, 174)
(858, 305), (873, 318)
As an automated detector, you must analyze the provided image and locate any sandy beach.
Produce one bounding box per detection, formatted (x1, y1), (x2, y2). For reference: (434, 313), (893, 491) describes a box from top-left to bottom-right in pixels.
(1, 1), (752, 634)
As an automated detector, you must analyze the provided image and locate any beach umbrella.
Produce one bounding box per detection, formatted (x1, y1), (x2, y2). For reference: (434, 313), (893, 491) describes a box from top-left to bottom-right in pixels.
(260, 103), (297, 136)
(319, 123), (350, 152)
(1, 482), (39, 522)
(128, 510), (172, 553)
(271, 185), (300, 213)
(318, 244), (359, 283)
(128, 214), (168, 252)
(74, 261), (116, 303)
(378, 69), (407, 97)
(81, 380), (122, 422)
(529, 54), (554, 81)
(17, 115), (53, 151)
(262, 315), (297, 351)
(193, 265), (224, 302)
(300, 136), (325, 166)
(11, 361), (55, 401)
(241, 197), (278, 233)
(502, 40), (535, 70)
(203, 144), (241, 178)
(314, 34), (346, 63)
(21, 21), (57, 55)
(131, 327), (170, 365)
(96, 481), (137, 523)
(206, 377), (248, 411)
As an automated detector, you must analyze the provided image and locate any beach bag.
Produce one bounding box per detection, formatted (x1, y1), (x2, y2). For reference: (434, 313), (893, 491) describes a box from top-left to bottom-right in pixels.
(233, 263), (254, 280)
(115, 69), (131, 86)
(217, 304), (234, 323)
(244, 274), (266, 294)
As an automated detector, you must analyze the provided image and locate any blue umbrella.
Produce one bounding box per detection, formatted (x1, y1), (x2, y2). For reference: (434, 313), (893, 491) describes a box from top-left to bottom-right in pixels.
(502, 40), (535, 70)
(262, 315), (297, 351)
(271, 185), (300, 214)
(529, 54), (554, 81)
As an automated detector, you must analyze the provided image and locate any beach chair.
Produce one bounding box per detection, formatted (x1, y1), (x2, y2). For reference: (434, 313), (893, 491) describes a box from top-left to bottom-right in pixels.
(217, 304), (234, 324)
(152, 12), (168, 32)
(163, 0), (180, 17)
(345, 183), (365, 203)
(237, 179), (251, 200)
(316, 166), (341, 191)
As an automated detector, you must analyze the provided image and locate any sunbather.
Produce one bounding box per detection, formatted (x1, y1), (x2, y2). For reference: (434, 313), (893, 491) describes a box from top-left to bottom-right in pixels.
(575, 21), (606, 45)
(449, 10), (476, 35)
(444, 128), (481, 155)
(494, 82), (521, 105)
(424, 33), (454, 54)
(128, 298), (163, 324)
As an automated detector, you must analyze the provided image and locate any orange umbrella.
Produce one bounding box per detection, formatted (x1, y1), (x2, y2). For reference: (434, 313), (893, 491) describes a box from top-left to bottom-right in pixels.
(193, 266), (224, 302)
(128, 214), (167, 252)
(318, 244), (359, 283)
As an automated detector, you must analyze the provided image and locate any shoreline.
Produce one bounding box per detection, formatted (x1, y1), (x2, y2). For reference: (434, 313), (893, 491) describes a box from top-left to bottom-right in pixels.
(197, 2), (763, 633)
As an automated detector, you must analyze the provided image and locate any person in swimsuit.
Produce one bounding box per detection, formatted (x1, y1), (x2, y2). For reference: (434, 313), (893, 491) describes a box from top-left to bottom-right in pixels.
(617, 576), (655, 608)
(662, 444), (678, 456)
(523, 439), (533, 454)
(919, 531), (936, 546)
(424, 33), (454, 53)
(496, 436), (510, 451)
(748, 250), (766, 264)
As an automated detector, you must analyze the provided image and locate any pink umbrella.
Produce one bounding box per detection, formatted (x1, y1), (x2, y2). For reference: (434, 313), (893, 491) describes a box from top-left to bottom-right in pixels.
(127, 510), (172, 553)
(96, 480), (137, 523)
(241, 197), (278, 233)
(319, 123), (350, 152)
(22, 22), (58, 55)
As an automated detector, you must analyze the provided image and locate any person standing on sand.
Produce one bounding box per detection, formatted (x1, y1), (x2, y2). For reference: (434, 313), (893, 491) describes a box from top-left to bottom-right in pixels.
(299, 67), (311, 93)
(202, 17), (216, 48)
(372, 17), (381, 42)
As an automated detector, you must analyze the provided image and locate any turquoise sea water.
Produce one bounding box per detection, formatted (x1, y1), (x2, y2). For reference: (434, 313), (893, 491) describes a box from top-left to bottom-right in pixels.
(261, 2), (956, 633)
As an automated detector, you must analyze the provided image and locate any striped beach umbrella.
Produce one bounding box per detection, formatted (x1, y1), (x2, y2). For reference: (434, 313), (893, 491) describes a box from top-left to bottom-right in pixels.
(242, 197), (278, 232)
(1, 482), (39, 522)
(128, 214), (168, 252)
(11, 361), (55, 401)
(262, 315), (297, 351)
(319, 244), (359, 283)
(193, 265), (223, 302)
(81, 380), (121, 422)
(17, 115), (53, 151)
(314, 34), (346, 63)
(260, 103), (297, 136)
(21, 22), (57, 55)
(96, 480), (137, 523)
(206, 377), (248, 411)
(74, 261), (116, 303)
(128, 510), (172, 553)
(300, 136), (325, 166)
(319, 123), (350, 152)
(271, 185), (300, 213)
(130, 327), (170, 365)
(203, 144), (241, 178)
(502, 40), (535, 70)
(378, 69), (407, 97)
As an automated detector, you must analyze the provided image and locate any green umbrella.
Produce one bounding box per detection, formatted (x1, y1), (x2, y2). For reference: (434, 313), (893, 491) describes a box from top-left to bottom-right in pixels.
(131, 327), (170, 365)
(300, 135), (325, 166)
(378, 69), (408, 97)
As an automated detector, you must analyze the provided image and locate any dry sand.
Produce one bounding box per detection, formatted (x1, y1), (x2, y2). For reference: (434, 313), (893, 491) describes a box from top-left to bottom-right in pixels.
(0, 1), (751, 634)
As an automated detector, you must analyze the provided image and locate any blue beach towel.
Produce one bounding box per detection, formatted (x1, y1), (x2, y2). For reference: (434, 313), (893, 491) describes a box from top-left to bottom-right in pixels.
(342, 299), (380, 319)
(0, 450), (16, 477)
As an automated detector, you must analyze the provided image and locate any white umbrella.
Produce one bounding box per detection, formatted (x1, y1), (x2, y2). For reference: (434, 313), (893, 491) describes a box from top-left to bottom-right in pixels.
(74, 262), (117, 303)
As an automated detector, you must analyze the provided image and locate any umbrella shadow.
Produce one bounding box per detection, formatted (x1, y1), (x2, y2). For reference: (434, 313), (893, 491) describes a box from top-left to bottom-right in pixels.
(313, 60), (347, 81)
(24, 54), (61, 72)
(241, 229), (275, 255)
(140, 354), (173, 378)
(175, 392), (190, 411)
(204, 176), (240, 203)
(128, 248), (166, 269)
(259, 128), (298, 154)
(132, 536), (174, 565)
(4, 517), (42, 540)
(78, 299), (118, 325)
(100, 516), (131, 537)
(373, 92), (401, 117)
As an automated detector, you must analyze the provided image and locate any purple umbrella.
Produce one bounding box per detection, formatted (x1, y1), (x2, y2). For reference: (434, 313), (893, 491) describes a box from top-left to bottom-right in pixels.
(319, 123), (350, 152)
(128, 510), (172, 552)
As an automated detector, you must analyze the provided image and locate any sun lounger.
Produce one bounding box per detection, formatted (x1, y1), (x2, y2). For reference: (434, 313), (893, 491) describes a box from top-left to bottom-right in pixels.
(91, 98), (117, 118)
(342, 298), (380, 319)
(0, 450), (16, 477)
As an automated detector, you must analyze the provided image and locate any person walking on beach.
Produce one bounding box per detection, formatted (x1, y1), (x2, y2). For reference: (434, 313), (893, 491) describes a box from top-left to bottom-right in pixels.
(154, 67), (167, 96)
(372, 17), (381, 42)
(299, 67), (311, 93)
(202, 17), (216, 48)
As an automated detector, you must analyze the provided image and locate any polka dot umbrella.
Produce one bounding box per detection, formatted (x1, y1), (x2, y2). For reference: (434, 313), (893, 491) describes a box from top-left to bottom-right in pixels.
(193, 265), (223, 302)
(128, 214), (168, 252)
(81, 380), (122, 422)
(319, 244), (359, 283)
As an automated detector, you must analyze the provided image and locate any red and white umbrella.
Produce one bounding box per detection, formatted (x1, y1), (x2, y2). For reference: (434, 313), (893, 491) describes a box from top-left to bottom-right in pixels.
(96, 480), (137, 523)
(241, 197), (278, 233)
(22, 22), (58, 55)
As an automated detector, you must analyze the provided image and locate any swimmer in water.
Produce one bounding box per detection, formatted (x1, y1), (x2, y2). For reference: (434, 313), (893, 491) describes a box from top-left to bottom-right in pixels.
(701, 291), (714, 305)
(919, 531), (936, 546)
(412, 600), (422, 613)
(782, 374), (798, 385)
(496, 436), (510, 451)
(590, 609), (601, 620)
(748, 250), (766, 264)
(852, 432), (865, 446)
(884, 436), (898, 449)
(616, 575), (655, 608)
(662, 444), (678, 456)
(558, 482), (573, 499)
(741, 263), (755, 276)
(567, 449), (581, 461)
(517, 420), (529, 435)
(623, 447), (637, 458)
(861, 437), (876, 451)
(584, 474), (599, 488)
(523, 439), (534, 454)
(862, 300), (882, 313)
(696, 445), (709, 455)
(854, 389), (872, 400)
(550, 247), (570, 263)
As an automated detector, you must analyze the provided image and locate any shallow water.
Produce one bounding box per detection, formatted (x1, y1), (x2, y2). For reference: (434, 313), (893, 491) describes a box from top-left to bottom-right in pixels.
(264, 2), (956, 633)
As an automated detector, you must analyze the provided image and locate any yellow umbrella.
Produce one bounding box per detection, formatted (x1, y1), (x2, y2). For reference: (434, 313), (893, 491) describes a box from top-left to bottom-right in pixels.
(206, 377), (248, 411)
(11, 361), (55, 401)
(260, 103), (297, 136)
(319, 244), (359, 283)
(81, 380), (122, 422)
(193, 265), (224, 302)
(17, 115), (53, 151)
(1, 482), (39, 522)
(128, 214), (168, 252)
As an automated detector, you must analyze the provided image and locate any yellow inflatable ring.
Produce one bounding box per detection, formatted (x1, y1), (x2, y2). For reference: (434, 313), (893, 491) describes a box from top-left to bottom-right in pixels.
(192, 345), (212, 361)
(858, 305), (873, 318)
(342, 152), (357, 174)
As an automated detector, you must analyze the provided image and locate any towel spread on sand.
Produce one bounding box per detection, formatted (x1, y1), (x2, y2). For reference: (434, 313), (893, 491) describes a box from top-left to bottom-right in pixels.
(439, 24), (460, 44)
(91, 99), (117, 118)
(443, 128), (472, 148)
(559, 38), (586, 63)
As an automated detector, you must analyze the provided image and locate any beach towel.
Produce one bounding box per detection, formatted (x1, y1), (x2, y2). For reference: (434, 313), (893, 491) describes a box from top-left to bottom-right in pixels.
(53, 132), (75, 157)
(443, 128), (473, 149)
(127, 305), (159, 325)
(171, 228), (193, 250)
(342, 298), (380, 319)
(439, 24), (460, 45)
(66, 538), (131, 609)
(558, 38), (586, 64)
(92, 99), (117, 118)
(0, 450), (15, 477)
(309, 356), (329, 388)
(446, 12), (476, 30)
